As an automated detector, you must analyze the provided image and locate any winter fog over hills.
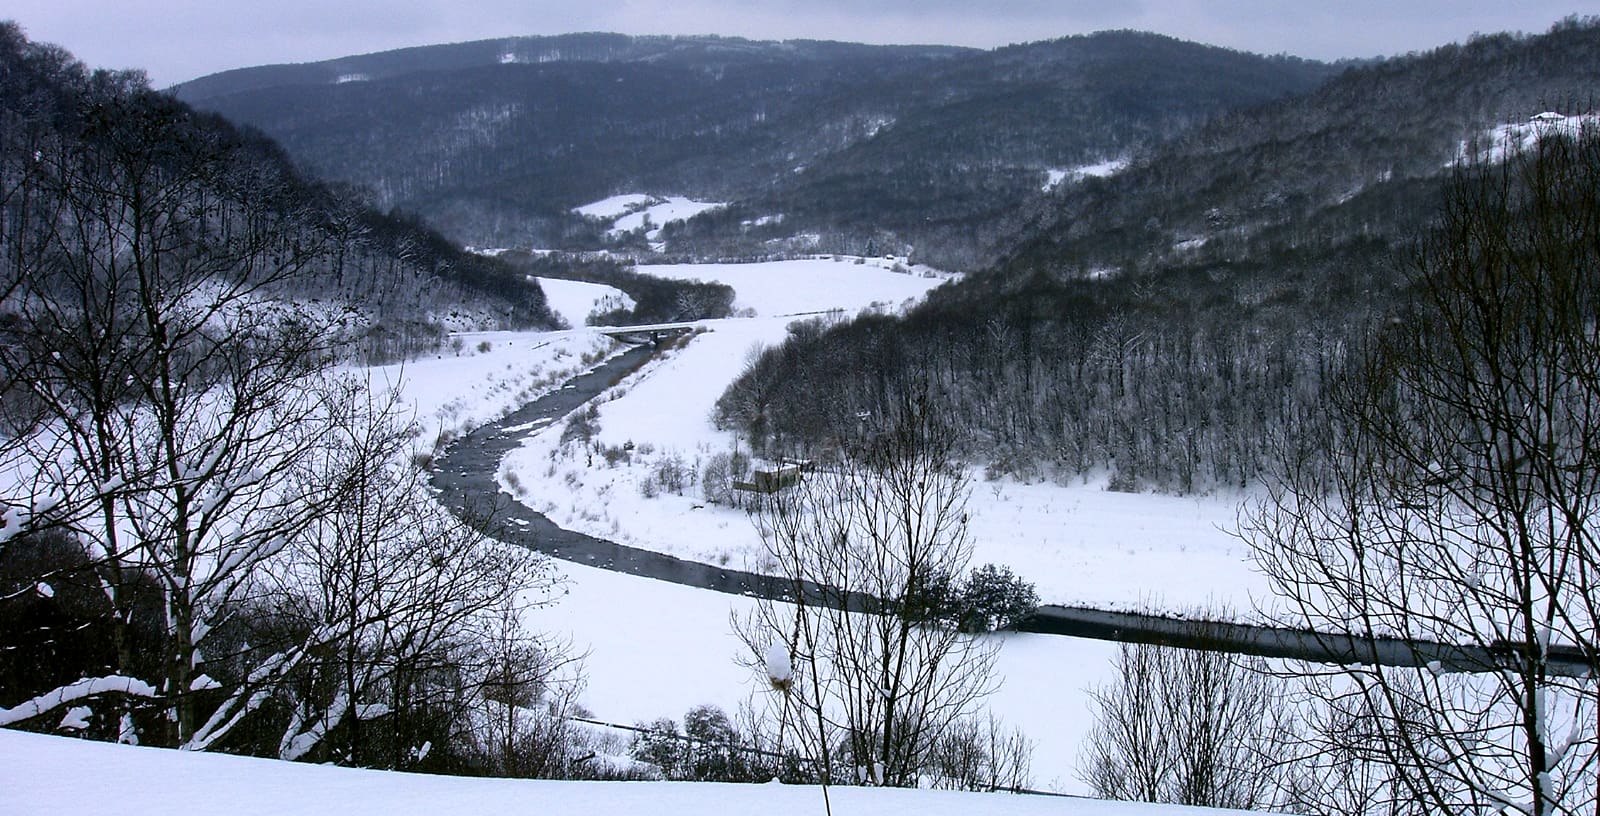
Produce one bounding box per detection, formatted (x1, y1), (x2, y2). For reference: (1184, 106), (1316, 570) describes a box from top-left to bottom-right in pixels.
(5, 13), (1600, 816)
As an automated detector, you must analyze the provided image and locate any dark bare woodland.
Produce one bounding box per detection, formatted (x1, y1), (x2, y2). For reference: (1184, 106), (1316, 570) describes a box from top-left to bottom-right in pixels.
(1246, 128), (1600, 816)
(0, 24), (575, 771)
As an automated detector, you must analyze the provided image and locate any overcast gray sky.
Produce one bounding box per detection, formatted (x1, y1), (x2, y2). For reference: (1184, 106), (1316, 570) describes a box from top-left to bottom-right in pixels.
(8, 0), (1596, 88)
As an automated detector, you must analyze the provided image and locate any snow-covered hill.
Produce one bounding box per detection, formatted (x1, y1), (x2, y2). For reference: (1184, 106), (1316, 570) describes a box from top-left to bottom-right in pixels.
(0, 727), (1262, 816)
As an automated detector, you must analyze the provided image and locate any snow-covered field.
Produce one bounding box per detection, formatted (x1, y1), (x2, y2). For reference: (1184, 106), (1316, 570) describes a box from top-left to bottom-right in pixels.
(2, 726), (1259, 816)
(5, 256), (1267, 799)
(635, 256), (945, 315)
(574, 193), (654, 219)
(572, 193), (727, 242)
(1043, 157), (1129, 190)
(535, 277), (633, 327)
(1459, 112), (1600, 165)
(513, 439), (1258, 613)
(609, 197), (724, 239)
(353, 256), (1258, 793)
(497, 258), (1262, 615)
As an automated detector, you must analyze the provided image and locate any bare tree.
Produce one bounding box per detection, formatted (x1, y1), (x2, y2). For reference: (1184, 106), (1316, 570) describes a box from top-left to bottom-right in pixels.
(0, 71), (354, 745)
(188, 379), (565, 765)
(1079, 636), (1288, 809)
(736, 389), (1001, 788)
(0, 32), (568, 762)
(1245, 127), (1600, 815)
(464, 592), (585, 778)
(926, 712), (1033, 792)
(1275, 672), (1438, 816)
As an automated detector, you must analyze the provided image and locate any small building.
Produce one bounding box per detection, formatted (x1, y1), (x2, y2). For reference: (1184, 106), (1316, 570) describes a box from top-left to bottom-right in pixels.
(733, 459), (816, 494)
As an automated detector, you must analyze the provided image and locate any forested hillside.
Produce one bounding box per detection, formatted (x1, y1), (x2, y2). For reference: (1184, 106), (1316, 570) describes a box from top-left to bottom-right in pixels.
(0, 22), (560, 363)
(174, 32), (1334, 270)
(716, 19), (1600, 493)
(0, 23), (614, 769)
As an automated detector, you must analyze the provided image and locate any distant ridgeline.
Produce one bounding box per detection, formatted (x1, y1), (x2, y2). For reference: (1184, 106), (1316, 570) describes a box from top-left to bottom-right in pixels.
(174, 31), (1335, 271)
(169, 20), (1600, 493)
(714, 19), (1600, 493)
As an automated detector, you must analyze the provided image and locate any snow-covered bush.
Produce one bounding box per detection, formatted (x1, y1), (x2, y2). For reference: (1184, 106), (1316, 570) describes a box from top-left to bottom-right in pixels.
(502, 469), (526, 497)
(1081, 634), (1289, 809)
(598, 443), (631, 467)
(953, 564), (1039, 633)
(646, 455), (690, 496)
(629, 704), (810, 783)
(926, 713), (1034, 792)
(458, 603), (597, 780)
(560, 404), (600, 444)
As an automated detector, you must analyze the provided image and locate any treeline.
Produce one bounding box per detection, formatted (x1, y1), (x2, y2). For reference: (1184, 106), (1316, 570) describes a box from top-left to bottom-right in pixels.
(716, 267), (1373, 493)
(711, 172), (1424, 492)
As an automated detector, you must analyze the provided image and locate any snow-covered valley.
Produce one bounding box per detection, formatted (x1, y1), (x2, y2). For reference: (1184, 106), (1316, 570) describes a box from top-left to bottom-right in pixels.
(497, 258), (1262, 615)
(11, 15), (1600, 813)
(0, 252), (1271, 803)
(348, 256), (1266, 794)
(2, 255), (1266, 807)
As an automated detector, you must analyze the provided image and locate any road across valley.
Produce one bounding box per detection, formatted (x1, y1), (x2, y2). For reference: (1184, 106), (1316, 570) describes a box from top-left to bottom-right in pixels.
(430, 341), (1593, 677)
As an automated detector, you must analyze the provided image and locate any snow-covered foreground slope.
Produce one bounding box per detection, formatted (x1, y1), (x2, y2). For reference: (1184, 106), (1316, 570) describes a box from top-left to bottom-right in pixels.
(1, 727), (1262, 816)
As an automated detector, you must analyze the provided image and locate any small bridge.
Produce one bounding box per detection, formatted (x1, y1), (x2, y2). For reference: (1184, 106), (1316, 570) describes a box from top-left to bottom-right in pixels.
(591, 321), (700, 345)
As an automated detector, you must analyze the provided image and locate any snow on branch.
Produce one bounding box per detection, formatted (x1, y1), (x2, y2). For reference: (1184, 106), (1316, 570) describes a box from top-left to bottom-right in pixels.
(0, 676), (159, 727)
